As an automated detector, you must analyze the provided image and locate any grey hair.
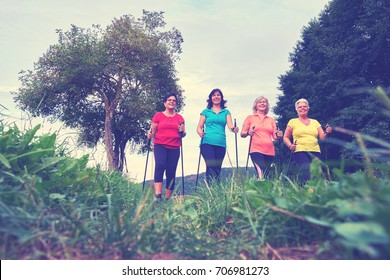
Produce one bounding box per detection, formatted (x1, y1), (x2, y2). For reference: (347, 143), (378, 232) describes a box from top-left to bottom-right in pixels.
(252, 96), (270, 114)
(295, 98), (310, 111)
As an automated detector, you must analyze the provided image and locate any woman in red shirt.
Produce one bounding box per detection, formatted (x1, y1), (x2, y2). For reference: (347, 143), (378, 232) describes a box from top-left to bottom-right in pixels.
(148, 94), (186, 202)
(241, 96), (282, 180)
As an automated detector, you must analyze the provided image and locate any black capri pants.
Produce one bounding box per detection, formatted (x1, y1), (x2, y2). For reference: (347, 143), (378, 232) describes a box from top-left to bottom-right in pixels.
(250, 152), (274, 179)
(200, 143), (226, 183)
(293, 151), (321, 183)
(154, 144), (180, 190)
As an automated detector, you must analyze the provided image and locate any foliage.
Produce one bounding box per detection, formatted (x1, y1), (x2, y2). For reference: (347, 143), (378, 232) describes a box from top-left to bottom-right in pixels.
(274, 0), (390, 163)
(12, 10), (184, 171)
(237, 165), (390, 259)
(1, 117), (389, 260)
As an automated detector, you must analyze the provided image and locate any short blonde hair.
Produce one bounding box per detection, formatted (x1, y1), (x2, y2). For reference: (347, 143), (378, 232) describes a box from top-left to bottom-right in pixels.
(252, 96), (270, 114)
(295, 98), (310, 111)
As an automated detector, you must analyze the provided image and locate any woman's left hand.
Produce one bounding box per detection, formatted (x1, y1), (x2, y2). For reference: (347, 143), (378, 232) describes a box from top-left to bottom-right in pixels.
(178, 122), (186, 137)
(231, 127), (239, 134)
(276, 130), (283, 138)
(325, 124), (332, 134)
(178, 123), (185, 133)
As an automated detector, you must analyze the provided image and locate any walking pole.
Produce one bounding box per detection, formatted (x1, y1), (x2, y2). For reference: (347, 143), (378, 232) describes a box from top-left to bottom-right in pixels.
(325, 123), (330, 163)
(142, 138), (151, 191)
(234, 118), (238, 170)
(195, 145), (202, 186)
(245, 126), (255, 172)
(276, 124), (283, 174)
(179, 121), (185, 197)
(285, 140), (297, 175)
(195, 126), (204, 186)
(180, 143), (184, 196)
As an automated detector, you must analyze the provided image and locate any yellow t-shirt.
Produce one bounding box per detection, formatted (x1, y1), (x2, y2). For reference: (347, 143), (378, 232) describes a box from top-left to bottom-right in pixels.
(287, 118), (321, 153)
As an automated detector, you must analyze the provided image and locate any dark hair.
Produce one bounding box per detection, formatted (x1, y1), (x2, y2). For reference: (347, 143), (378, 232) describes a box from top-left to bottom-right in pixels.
(163, 93), (178, 103)
(206, 88), (227, 109)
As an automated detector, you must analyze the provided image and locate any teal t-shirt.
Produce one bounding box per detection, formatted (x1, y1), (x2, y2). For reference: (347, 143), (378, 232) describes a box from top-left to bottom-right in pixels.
(201, 108), (231, 147)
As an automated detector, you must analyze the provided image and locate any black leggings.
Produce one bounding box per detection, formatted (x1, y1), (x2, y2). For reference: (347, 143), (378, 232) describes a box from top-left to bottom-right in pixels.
(200, 144), (226, 184)
(154, 144), (180, 190)
(293, 151), (321, 183)
(250, 152), (274, 179)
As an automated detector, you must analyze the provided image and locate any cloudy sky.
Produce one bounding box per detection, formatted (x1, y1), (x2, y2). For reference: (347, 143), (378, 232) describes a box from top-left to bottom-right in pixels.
(0, 0), (330, 182)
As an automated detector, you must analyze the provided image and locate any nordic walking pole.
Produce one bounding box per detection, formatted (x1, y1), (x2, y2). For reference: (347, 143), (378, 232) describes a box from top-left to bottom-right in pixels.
(180, 144), (184, 196)
(179, 121), (185, 197)
(142, 137), (151, 191)
(277, 125), (283, 174)
(195, 145), (201, 186)
(234, 118), (238, 170)
(285, 140), (297, 175)
(325, 123), (330, 162)
(245, 126), (255, 172)
(195, 126), (204, 186)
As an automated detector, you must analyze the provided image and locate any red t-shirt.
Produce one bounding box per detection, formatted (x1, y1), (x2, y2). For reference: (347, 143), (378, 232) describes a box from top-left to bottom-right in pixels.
(152, 112), (184, 149)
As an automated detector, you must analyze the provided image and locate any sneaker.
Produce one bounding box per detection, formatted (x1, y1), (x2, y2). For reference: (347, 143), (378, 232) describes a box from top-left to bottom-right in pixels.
(154, 194), (162, 203)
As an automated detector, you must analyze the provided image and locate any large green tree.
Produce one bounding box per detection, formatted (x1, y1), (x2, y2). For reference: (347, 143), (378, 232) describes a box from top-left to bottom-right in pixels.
(13, 11), (184, 171)
(274, 0), (390, 164)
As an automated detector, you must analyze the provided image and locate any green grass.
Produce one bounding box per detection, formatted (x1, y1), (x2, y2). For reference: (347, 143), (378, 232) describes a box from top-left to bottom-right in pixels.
(1, 101), (390, 259)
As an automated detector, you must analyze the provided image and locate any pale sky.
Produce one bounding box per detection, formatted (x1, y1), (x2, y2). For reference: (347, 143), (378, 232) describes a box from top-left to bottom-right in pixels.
(0, 0), (330, 182)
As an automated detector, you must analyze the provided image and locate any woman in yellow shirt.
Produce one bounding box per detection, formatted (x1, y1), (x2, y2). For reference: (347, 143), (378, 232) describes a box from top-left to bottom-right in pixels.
(283, 98), (332, 183)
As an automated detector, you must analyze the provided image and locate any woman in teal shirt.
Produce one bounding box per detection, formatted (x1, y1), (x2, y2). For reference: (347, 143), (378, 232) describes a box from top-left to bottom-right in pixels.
(196, 88), (239, 184)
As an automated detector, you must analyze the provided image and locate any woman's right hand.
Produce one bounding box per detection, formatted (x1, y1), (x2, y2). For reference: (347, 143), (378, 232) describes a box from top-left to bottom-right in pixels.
(196, 115), (206, 138)
(147, 124), (156, 140)
(289, 142), (297, 151)
(197, 127), (205, 138)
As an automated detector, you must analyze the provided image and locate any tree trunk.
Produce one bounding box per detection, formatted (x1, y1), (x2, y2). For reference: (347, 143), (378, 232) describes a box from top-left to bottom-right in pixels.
(117, 140), (126, 173)
(103, 64), (125, 170)
(113, 130), (125, 172)
(104, 108), (116, 170)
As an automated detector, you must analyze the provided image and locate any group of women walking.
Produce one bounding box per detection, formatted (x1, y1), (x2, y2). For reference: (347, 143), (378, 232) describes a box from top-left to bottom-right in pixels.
(147, 89), (332, 202)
